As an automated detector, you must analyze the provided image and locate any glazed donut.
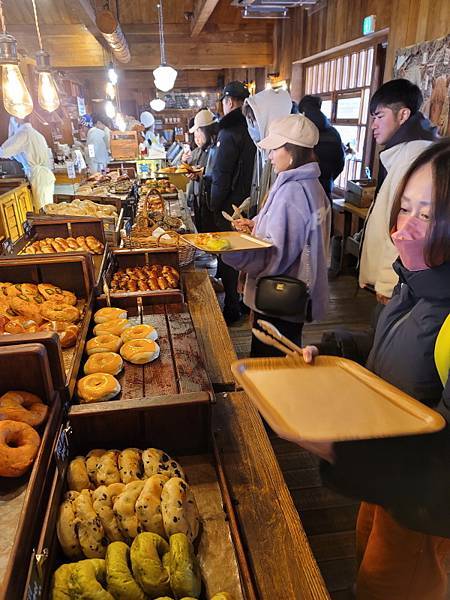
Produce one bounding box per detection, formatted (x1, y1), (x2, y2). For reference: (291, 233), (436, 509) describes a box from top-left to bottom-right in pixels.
(113, 480), (145, 541)
(57, 491), (83, 559)
(38, 283), (77, 306)
(117, 448), (143, 484)
(67, 456), (91, 492)
(39, 321), (79, 348)
(106, 541), (146, 600)
(41, 301), (80, 323)
(0, 391), (48, 427)
(142, 448), (185, 480)
(77, 373), (121, 404)
(96, 450), (121, 486)
(68, 559), (111, 598)
(86, 334), (122, 356)
(130, 533), (171, 597)
(135, 474), (169, 537)
(121, 324), (158, 343)
(161, 477), (200, 542)
(92, 486), (125, 543)
(167, 533), (201, 599)
(72, 490), (107, 558)
(94, 307), (127, 324)
(120, 339), (160, 364)
(0, 419), (40, 477)
(84, 352), (123, 376)
(93, 318), (131, 337)
(9, 296), (43, 324)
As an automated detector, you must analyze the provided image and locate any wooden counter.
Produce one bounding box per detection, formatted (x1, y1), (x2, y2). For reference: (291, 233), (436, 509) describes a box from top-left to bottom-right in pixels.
(184, 268), (330, 599)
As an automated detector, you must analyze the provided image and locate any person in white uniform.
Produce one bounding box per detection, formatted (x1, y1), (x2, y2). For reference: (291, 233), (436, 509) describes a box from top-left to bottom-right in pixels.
(0, 116), (55, 209)
(86, 114), (109, 174)
(140, 111), (160, 148)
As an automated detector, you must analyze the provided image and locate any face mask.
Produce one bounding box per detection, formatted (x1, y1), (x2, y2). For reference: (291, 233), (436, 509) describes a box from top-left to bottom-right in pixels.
(391, 213), (429, 271)
(247, 122), (261, 144)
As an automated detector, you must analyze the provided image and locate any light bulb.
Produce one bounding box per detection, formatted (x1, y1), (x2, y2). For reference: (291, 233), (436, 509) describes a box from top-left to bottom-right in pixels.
(115, 112), (126, 131)
(38, 71), (60, 112)
(201, 91), (206, 98)
(196, 98), (202, 108)
(153, 65), (177, 92)
(105, 82), (116, 100)
(188, 98), (195, 107)
(2, 64), (33, 118)
(108, 67), (118, 85)
(150, 98), (165, 112)
(105, 100), (116, 119)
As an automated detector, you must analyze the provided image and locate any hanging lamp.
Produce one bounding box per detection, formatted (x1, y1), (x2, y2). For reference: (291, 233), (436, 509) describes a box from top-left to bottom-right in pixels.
(0, 1), (33, 118)
(31, 0), (60, 112)
(153, 1), (177, 92)
(150, 97), (165, 112)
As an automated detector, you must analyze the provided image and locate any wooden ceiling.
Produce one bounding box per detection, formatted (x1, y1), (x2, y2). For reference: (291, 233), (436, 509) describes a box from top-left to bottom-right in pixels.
(5, 0), (274, 70)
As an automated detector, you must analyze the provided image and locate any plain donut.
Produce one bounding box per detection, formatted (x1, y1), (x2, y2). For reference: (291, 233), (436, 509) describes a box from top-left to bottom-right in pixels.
(0, 419), (40, 477)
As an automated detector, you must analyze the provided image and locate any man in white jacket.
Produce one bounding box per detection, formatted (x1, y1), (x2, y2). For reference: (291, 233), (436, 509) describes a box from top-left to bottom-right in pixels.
(359, 79), (438, 302)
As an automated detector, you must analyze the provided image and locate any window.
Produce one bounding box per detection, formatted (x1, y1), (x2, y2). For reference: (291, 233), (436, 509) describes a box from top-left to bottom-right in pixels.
(304, 47), (376, 191)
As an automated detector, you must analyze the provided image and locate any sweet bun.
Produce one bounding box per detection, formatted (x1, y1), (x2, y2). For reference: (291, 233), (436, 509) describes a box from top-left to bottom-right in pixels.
(93, 318), (131, 336)
(120, 339), (160, 365)
(121, 324), (158, 343)
(86, 334), (122, 355)
(94, 307), (127, 324)
(77, 373), (121, 403)
(40, 301), (80, 323)
(84, 352), (123, 376)
(161, 477), (200, 542)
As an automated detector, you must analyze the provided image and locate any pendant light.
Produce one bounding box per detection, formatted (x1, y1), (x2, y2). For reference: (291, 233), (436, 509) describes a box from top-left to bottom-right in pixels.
(115, 112), (126, 131)
(0, 1), (33, 118)
(108, 62), (118, 85)
(31, 0), (60, 112)
(105, 100), (116, 119)
(150, 97), (165, 112)
(153, 1), (177, 92)
(105, 81), (116, 100)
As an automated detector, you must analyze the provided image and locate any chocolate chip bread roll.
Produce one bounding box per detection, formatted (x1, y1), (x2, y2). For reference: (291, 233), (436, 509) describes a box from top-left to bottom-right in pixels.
(96, 450), (121, 486)
(57, 491), (83, 559)
(141, 448), (185, 480)
(118, 448), (143, 484)
(161, 478), (200, 542)
(135, 474), (168, 537)
(86, 449), (106, 486)
(67, 456), (91, 492)
(73, 489), (107, 558)
(113, 480), (145, 541)
(92, 486), (125, 543)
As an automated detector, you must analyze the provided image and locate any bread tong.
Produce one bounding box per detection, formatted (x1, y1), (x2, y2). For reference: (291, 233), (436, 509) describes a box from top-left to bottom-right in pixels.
(252, 319), (305, 358)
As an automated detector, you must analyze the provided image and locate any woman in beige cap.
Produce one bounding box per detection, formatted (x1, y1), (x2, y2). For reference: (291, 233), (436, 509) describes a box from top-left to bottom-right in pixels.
(223, 113), (331, 357)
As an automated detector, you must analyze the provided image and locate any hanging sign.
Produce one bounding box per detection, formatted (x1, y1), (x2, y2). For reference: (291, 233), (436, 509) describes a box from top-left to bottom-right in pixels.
(77, 96), (86, 116)
(362, 15), (376, 35)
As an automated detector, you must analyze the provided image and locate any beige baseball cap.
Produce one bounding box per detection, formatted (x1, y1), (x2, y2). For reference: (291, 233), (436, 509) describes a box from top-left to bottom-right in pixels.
(258, 114), (319, 150)
(189, 109), (217, 133)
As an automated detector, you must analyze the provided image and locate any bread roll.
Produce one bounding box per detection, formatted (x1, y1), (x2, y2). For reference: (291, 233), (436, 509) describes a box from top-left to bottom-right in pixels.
(72, 489), (107, 558)
(118, 448), (143, 484)
(113, 480), (145, 541)
(135, 474), (168, 537)
(67, 456), (91, 491)
(161, 477), (200, 542)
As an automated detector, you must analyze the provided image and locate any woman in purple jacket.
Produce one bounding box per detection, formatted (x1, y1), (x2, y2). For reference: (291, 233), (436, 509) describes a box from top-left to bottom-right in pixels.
(223, 114), (331, 357)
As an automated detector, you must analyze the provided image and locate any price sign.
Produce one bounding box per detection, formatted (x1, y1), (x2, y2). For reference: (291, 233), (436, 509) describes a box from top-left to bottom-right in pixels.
(88, 144), (96, 158)
(1, 237), (13, 255)
(55, 422), (72, 472)
(66, 160), (76, 179)
(23, 220), (33, 239)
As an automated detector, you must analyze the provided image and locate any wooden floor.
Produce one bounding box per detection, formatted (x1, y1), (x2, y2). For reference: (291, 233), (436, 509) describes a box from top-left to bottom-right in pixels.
(228, 275), (377, 599)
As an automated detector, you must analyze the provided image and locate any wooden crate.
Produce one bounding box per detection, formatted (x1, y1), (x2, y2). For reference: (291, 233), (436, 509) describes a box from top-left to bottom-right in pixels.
(0, 343), (62, 600)
(110, 130), (139, 160)
(11, 217), (109, 290)
(0, 255), (94, 397)
(28, 397), (256, 600)
(98, 247), (183, 305)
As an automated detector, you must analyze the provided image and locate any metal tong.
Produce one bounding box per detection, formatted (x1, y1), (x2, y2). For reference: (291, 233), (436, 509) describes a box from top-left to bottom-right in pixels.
(252, 319), (305, 359)
(221, 203), (244, 223)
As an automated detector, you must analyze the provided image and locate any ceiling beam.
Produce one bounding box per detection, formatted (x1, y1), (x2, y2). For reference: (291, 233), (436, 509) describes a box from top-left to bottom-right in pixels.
(67, 0), (111, 55)
(190, 0), (221, 37)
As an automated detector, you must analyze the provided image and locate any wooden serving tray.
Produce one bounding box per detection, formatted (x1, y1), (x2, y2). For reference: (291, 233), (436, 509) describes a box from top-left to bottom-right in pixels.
(182, 231), (272, 253)
(0, 343), (62, 600)
(29, 398), (254, 600)
(231, 355), (446, 442)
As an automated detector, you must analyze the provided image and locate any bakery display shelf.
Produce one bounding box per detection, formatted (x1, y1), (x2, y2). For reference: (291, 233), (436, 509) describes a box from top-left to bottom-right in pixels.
(0, 343), (62, 600)
(9, 216), (109, 290)
(98, 247), (183, 304)
(28, 397), (255, 600)
(71, 299), (212, 407)
(0, 254), (94, 398)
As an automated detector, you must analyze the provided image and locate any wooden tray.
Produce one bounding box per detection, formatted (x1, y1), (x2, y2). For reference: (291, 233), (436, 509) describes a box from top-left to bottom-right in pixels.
(0, 343), (62, 600)
(182, 232), (272, 253)
(28, 398), (254, 600)
(73, 301), (212, 407)
(231, 355), (446, 442)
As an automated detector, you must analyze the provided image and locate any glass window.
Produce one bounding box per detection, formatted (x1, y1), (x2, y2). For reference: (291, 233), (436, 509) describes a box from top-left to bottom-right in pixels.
(321, 100), (332, 119)
(336, 96), (361, 120)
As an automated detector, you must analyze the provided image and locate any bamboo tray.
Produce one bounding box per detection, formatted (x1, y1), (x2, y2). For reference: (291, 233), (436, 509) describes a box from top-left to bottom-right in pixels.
(182, 231), (272, 253)
(231, 355), (446, 442)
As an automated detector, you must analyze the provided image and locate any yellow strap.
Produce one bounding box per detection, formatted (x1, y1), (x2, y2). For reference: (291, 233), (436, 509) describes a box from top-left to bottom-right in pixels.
(435, 313), (450, 387)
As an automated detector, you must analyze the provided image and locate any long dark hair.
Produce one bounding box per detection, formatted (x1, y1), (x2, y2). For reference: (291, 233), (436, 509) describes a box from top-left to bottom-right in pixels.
(390, 139), (450, 267)
(198, 121), (219, 149)
(284, 143), (316, 170)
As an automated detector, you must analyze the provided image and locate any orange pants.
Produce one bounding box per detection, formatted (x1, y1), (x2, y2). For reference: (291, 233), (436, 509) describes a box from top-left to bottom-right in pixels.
(356, 502), (450, 600)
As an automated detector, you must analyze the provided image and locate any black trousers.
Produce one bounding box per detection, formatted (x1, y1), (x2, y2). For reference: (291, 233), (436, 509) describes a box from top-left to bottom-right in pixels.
(216, 257), (241, 315)
(251, 311), (304, 358)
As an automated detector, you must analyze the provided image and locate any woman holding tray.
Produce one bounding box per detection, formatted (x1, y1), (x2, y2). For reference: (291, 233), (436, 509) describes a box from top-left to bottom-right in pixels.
(223, 114), (331, 357)
(301, 140), (450, 599)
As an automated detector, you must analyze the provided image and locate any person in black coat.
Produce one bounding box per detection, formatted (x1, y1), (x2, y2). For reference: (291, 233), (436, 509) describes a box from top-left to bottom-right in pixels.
(209, 81), (256, 324)
(298, 95), (345, 199)
(300, 140), (450, 599)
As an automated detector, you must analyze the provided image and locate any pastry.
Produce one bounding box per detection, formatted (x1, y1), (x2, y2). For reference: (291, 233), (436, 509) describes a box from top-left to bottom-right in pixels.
(68, 456), (91, 492)
(0, 390), (48, 427)
(56, 491), (83, 559)
(142, 448), (185, 480)
(130, 532), (171, 598)
(92, 486), (125, 543)
(38, 283), (77, 306)
(135, 474), (168, 537)
(68, 559), (113, 600)
(77, 373), (121, 403)
(9, 296), (43, 324)
(96, 450), (121, 486)
(85, 449), (106, 485)
(4, 316), (41, 334)
(120, 339), (160, 364)
(118, 448), (143, 484)
(94, 318), (131, 336)
(94, 307), (127, 324)
(86, 334), (122, 355)
(113, 480), (145, 541)
(73, 489), (107, 558)
(39, 321), (79, 348)
(51, 563), (76, 599)
(168, 533), (201, 599)
(40, 301), (80, 323)
(121, 323), (158, 343)
(105, 541), (146, 600)
(84, 352), (123, 376)
(0, 419), (40, 477)
(161, 478), (200, 542)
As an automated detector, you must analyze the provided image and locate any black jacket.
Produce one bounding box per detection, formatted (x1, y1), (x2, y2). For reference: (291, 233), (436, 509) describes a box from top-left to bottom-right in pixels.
(299, 105), (345, 198)
(319, 260), (450, 536)
(209, 108), (256, 231)
(375, 111), (439, 196)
